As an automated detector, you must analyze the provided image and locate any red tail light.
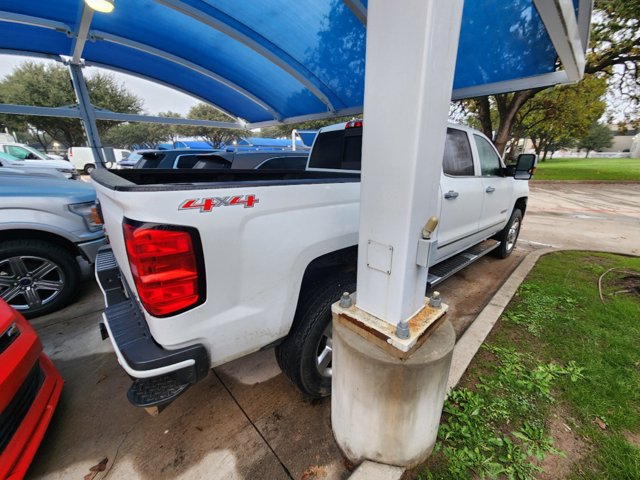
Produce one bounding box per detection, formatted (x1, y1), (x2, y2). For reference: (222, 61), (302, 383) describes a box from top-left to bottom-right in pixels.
(123, 220), (205, 317)
(346, 119), (363, 129)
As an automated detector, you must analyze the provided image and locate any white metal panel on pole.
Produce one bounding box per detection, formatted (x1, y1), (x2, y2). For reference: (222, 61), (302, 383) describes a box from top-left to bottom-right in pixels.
(355, 0), (465, 325)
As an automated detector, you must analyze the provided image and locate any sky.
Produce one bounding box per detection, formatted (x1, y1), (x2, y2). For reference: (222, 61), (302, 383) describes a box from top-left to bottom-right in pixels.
(0, 54), (200, 115)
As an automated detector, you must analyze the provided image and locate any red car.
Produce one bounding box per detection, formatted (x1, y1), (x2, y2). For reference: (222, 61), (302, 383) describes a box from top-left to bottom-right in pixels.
(0, 299), (63, 479)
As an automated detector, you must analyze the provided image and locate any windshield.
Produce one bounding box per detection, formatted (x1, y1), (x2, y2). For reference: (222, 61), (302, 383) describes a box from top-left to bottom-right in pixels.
(124, 153), (142, 163)
(4, 144), (50, 160)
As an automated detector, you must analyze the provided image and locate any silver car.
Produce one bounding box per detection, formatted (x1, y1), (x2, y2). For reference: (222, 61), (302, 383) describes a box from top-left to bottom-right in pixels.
(0, 172), (106, 318)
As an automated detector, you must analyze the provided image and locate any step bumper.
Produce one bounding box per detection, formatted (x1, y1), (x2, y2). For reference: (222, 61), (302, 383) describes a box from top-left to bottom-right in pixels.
(95, 245), (209, 408)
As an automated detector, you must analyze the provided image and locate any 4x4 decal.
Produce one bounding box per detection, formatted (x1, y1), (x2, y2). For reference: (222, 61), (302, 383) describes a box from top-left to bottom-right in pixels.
(179, 195), (259, 213)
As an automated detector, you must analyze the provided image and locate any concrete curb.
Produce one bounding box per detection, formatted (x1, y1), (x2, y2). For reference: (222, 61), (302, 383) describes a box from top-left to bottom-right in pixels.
(446, 247), (555, 391)
(346, 247), (556, 480)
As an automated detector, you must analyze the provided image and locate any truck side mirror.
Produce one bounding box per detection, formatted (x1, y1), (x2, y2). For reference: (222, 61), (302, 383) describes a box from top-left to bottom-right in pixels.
(514, 153), (537, 180)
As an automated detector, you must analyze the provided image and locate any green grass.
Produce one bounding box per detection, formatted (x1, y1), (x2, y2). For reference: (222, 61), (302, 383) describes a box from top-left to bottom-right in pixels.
(419, 252), (640, 480)
(532, 157), (640, 181)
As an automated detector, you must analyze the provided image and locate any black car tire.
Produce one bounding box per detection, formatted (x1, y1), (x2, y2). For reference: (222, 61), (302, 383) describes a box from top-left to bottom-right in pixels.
(84, 164), (95, 175)
(276, 271), (356, 397)
(493, 208), (523, 259)
(0, 240), (81, 318)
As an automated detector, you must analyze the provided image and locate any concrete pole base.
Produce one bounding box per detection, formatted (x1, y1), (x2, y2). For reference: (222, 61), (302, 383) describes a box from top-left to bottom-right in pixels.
(331, 312), (455, 468)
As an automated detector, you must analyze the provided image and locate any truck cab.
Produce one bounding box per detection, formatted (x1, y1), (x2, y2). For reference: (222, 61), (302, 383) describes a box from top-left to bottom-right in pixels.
(308, 120), (529, 262)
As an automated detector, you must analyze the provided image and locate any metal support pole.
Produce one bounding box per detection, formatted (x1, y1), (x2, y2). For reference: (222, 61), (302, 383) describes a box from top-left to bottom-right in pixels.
(68, 63), (105, 167)
(355, 0), (464, 325)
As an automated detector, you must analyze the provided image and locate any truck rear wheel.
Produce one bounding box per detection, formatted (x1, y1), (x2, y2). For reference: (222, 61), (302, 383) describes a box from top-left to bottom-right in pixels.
(0, 240), (80, 318)
(84, 164), (95, 174)
(276, 272), (356, 397)
(493, 208), (523, 259)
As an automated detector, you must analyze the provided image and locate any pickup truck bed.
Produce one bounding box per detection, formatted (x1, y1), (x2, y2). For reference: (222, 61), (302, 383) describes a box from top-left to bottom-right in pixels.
(92, 168), (359, 190)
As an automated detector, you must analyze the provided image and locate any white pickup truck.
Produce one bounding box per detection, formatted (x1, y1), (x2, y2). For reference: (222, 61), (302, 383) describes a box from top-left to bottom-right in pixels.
(91, 121), (535, 410)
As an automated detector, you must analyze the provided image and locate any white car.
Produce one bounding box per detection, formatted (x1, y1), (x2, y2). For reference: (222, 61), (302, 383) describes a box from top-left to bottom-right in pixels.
(67, 146), (131, 174)
(0, 145), (78, 179)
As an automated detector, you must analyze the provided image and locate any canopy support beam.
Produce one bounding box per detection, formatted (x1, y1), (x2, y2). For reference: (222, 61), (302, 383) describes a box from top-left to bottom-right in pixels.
(533, 0), (585, 81)
(0, 103), (244, 128)
(452, 71), (569, 100)
(68, 63), (105, 167)
(0, 11), (70, 33)
(71, 4), (94, 64)
(356, 0), (464, 324)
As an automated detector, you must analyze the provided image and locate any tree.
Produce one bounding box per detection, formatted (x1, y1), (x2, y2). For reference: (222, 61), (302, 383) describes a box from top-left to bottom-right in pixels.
(463, 0), (640, 155)
(102, 122), (166, 149)
(578, 123), (613, 157)
(0, 62), (142, 147)
(180, 103), (242, 147)
(517, 75), (607, 160)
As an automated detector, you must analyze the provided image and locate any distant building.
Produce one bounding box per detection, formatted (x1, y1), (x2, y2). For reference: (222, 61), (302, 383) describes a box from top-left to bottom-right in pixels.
(601, 125), (636, 153)
(631, 134), (640, 158)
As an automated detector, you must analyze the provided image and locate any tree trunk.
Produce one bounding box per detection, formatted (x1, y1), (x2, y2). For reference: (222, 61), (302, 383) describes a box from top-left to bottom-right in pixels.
(542, 147), (550, 161)
(585, 149), (590, 158)
(474, 88), (547, 156)
(476, 96), (493, 139)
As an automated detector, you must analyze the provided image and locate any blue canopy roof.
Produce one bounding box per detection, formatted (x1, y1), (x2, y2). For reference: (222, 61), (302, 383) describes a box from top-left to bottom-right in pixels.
(0, 0), (589, 126)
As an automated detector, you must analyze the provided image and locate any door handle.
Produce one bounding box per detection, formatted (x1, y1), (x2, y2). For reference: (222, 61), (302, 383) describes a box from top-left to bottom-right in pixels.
(444, 190), (459, 199)
(485, 186), (495, 193)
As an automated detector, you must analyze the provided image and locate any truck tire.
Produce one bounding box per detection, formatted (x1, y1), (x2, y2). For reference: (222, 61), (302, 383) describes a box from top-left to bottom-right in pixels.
(0, 240), (81, 319)
(493, 208), (523, 259)
(276, 271), (356, 397)
(84, 164), (95, 174)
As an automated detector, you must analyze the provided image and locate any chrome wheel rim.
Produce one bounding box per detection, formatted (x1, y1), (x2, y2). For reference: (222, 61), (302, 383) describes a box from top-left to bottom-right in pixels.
(506, 218), (520, 253)
(316, 322), (333, 378)
(0, 256), (65, 312)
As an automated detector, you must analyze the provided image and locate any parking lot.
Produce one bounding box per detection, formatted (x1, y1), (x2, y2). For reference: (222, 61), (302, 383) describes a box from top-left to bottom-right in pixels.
(25, 182), (639, 480)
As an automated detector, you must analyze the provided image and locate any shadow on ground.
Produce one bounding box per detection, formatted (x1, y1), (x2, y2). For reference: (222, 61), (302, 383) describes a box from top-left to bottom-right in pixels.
(27, 283), (350, 479)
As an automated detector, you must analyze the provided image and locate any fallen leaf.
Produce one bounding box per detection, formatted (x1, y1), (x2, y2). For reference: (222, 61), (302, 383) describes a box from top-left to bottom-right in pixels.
(300, 465), (327, 480)
(595, 417), (607, 430)
(84, 458), (108, 480)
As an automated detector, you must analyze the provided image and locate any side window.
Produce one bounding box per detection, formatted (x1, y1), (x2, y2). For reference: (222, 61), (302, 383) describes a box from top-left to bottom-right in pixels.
(6, 146), (30, 159)
(474, 135), (502, 176)
(443, 128), (474, 176)
(175, 155), (200, 169)
(257, 156), (308, 170)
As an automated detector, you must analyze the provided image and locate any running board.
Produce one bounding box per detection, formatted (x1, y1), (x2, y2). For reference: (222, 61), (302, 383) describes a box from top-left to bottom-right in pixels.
(427, 239), (501, 289)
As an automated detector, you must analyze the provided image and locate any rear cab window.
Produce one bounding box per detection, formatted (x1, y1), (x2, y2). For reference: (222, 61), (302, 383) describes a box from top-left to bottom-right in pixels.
(307, 126), (362, 171)
(443, 128), (475, 176)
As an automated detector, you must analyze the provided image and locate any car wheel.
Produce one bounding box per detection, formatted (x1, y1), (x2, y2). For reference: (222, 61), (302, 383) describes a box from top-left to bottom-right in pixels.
(84, 164), (95, 175)
(0, 240), (81, 318)
(493, 208), (523, 259)
(276, 272), (356, 397)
